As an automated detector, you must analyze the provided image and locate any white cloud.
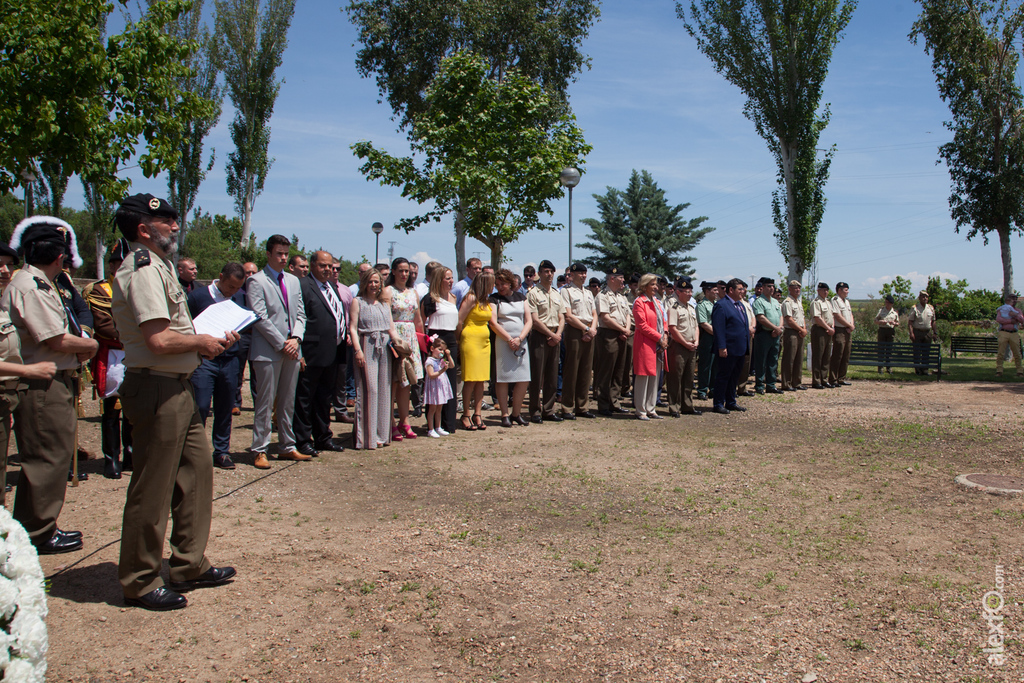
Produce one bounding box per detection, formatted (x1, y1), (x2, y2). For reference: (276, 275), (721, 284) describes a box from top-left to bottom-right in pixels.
(860, 270), (959, 297)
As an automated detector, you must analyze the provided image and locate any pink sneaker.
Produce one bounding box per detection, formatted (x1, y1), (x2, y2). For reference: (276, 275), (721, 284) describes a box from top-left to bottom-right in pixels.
(401, 424), (417, 439)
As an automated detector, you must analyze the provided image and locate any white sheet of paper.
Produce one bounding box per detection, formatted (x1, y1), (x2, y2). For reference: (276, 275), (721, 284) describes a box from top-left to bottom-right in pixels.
(104, 348), (126, 398)
(192, 300), (256, 338)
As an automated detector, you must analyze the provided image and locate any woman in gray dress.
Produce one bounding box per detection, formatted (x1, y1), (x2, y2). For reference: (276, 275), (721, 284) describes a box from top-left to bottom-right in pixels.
(349, 268), (402, 449)
(488, 269), (532, 427)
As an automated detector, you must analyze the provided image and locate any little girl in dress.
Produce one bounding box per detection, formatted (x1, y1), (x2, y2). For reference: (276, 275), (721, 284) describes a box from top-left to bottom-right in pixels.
(423, 336), (455, 438)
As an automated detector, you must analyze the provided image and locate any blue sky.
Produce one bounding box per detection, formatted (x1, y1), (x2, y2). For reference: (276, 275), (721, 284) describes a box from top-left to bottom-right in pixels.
(67, 0), (1016, 297)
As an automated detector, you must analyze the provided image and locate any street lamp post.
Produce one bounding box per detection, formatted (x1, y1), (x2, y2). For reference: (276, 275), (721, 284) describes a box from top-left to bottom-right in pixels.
(559, 167), (581, 265)
(20, 168), (36, 219)
(371, 222), (384, 263)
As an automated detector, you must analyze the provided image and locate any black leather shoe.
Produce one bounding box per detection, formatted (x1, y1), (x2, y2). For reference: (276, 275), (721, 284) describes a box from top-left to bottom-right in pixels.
(543, 413), (563, 422)
(56, 528), (82, 540)
(315, 439), (346, 452)
(169, 566), (237, 593)
(726, 404), (747, 412)
(668, 411), (680, 418)
(766, 387), (785, 394)
(812, 384), (824, 389)
(35, 533), (83, 555)
(67, 471), (88, 482)
(296, 443), (319, 457)
(531, 415), (544, 424)
(795, 385), (807, 390)
(500, 416), (513, 428)
(213, 454), (236, 470)
(613, 406), (631, 414)
(512, 415), (529, 426)
(575, 411), (596, 418)
(755, 388), (765, 395)
(712, 406), (730, 415)
(739, 391), (756, 397)
(561, 412), (576, 420)
(824, 382), (836, 388)
(125, 587), (187, 611)
(839, 381), (852, 386)
(683, 410), (703, 416)
(103, 458), (122, 479)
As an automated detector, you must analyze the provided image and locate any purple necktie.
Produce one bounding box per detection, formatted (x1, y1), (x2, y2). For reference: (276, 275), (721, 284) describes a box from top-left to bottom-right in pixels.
(277, 272), (291, 334)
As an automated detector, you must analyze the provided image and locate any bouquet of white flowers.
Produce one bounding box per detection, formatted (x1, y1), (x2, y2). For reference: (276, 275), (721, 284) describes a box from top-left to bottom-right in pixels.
(0, 508), (47, 682)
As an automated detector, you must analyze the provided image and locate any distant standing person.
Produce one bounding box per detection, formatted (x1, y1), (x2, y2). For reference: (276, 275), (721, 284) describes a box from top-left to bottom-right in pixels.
(828, 282), (854, 386)
(633, 274), (667, 420)
(752, 278), (784, 394)
(995, 293), (1024, 377)
(875, 294), (899, 373)
(176, 257), (197, 293)
(560, 263), (597, 419)
(527, 260), (565, 423)
(780, 280), (807, 391)
(907, 290), (937, 376)
(421, 266), (460, 433)
(696, 281), (718, 400)
(810, 283), (835, 388)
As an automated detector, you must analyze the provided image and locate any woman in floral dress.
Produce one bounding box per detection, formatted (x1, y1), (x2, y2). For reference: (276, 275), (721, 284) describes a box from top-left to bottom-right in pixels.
(383, 258), (424, 440)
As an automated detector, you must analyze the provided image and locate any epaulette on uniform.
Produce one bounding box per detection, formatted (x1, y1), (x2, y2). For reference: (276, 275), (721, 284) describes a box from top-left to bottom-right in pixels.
(134, 250), (151, 269)
(32, 277), (51, 292)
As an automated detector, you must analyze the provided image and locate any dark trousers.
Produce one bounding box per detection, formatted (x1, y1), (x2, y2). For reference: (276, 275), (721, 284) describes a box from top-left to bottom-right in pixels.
(781, 329), (804, 389)
(912, 331), (933, 374)
(736, 339), (753, 394)
(621, 334), (634, 399)
(433, 330), (459, 433)
(697, 333), (716, 396)
(752, 330), (781, 390)
(877, 327), (895, 370)
(561, 326), (594, 413)
(101, 396), (134, 465)
(294, 361), (338, 448)
(593, 328), (628, 411)
(191, 355), (240, 458)
(529, 331), (560, 417)
(829, 326), (852, 384)
(335, 346), (353, 414)
(667, 343), (696, 413)
(713, 352), (743, 410)
(811, 326), (832, 386)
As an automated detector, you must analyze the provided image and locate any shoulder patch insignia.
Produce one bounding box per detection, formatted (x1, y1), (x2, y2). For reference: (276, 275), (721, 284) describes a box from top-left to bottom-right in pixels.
(134, 250), (151, 269)
(32, 276), (51, 292)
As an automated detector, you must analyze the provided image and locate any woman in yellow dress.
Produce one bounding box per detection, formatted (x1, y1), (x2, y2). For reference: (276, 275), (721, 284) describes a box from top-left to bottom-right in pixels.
(457, 271), (495, 430)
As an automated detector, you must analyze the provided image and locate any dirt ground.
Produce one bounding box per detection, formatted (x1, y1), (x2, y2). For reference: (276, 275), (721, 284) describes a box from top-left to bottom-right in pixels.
(32, 378), (1024, 682)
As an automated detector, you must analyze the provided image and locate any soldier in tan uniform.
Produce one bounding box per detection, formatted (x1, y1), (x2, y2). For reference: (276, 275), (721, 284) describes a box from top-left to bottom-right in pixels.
(527, 260), (565, 422)
(593, 268), (632, 415)
(780, 280), (807, 390)
(112, 194), (239, 611)
(828, 281), (854, 386)
(2, 221), (98, 554)
(875, 294), (899, 373)
(810, 282), (835, 388)
(907, 290), (937, 375)
(666, 278), (701, 417)
(560, 263), (597, 418)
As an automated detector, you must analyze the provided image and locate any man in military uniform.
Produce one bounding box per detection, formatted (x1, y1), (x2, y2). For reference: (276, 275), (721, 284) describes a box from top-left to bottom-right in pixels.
(527, 260), (565, 423)
(907, 290), (937, 375)
(2, 219), (98, 554)
(696, 281), (718, 400)
(780, 280), (807, 391)
(666, 278), (701, 417)
(0, 244), (17, 292)
(828, 281), (854, 386)
(752, 278), (784, 394)
(621, 273), (640, 400)
(560, 263), (597, 418)
(810, 283), (835, 388)
(84, 239), (134, 479)
(112, 194), (238, 611)
(593, 267), (632, 415)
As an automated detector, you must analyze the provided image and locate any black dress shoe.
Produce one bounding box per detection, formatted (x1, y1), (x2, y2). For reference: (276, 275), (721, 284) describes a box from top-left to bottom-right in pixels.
(35, 533), (83, 555)
(56, 528), (82, 540)
(739, 391), (756, 397)
(500, 416), (513, 428)
(169, 566), (237, 592)
(766, 387), (785, 394)
(613, 406), (631, 414)
(531, 415), (544, 424)
(755, 389), (765, 395)
(67, 471), (88, 482)
(296, 443), (319, 457)
(683, 410), (703, 416)
(839, 381), (852, 386)
(315, 439), (346, 452)
(103, 459), (122, 479)
(512, 414), (529, 426)
(725, 404), (747, 412)
(712, 406), (730, 415)
(543, 413), (563, 422)
(812, 384), (824, 389)
(795, 385), (807, 390)
(668, 411), (680, 418)
(125, 587), (188, 611)
(561, 412), (576, 420)
(824, 382), (836, 388)
(575, 411), (596, 418)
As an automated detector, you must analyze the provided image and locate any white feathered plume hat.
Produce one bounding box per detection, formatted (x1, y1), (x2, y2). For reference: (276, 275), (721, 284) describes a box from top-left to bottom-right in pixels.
(9, 216), (83, 269)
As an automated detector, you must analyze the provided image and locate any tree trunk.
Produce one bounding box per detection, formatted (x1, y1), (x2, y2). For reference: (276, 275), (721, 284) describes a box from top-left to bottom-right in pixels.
(780, 143), (803, 284)
(240, 172), (255, 246)
(454, 203), (466, 280)
(998, 225), (1014, 297)
(96, 234), (106, 280)
(488, 234), (504, 270)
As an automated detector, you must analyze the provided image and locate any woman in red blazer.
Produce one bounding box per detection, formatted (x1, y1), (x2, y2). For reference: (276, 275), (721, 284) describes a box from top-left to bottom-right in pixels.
(632, 273), (668, 420)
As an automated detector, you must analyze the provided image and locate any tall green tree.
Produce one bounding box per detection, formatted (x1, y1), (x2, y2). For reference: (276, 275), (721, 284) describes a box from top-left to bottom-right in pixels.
(345, 0), (600, 275)
(0, 0), (219, 201)
(911, 0), (1024, 297)
(156, 0), (223, 248)
(679, 0), (855, 283)
(215, 0), (295, 246)
(577, 170), (714, 278)
(352, 51), (591, 268)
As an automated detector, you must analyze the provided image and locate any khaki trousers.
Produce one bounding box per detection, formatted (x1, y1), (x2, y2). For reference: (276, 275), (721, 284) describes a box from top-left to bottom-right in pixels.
(829, 326), (852, 384)
(13, 373), (75, 542)
(996, 330), (1022, 372)
(118, 372), (213, 599)
(781, 329), (804, 389)
(810, 326), (832, 386)
(561, 326), (594, 413)
(666, 343), (696, 414)
(528, 331), (560, 417)
(593, 328), (628, 411)
(0, 387), (18, 506)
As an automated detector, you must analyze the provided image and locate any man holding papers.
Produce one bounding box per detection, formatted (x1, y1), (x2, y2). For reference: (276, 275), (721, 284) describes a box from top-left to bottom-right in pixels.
(188, 263), (251, 470)
(111, 193), (239, 611)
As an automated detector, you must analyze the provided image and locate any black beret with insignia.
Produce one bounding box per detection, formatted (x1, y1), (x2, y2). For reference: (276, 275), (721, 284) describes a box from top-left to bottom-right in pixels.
(569, 262), (587, 273)
(538, 259), (556, 272)
(588, 277), (601, 287)
(628, 272), (640, 285)
(108, 238), (132, 263)
(119, 193), (180, 220)
(674, 277), (693, 289)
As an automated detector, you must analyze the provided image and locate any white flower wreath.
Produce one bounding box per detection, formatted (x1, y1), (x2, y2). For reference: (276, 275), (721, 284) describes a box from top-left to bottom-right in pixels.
(0, 508), (47, 682)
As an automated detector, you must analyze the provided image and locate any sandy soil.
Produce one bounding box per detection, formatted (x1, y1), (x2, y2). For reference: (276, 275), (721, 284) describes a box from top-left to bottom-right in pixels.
(32, 378), (1024, 682)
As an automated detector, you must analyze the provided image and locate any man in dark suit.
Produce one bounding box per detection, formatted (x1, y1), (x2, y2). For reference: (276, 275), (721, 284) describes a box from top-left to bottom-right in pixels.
(711, 278), (750, 414)
(188, 263), (249, 470)
(293, 251), (347, 455)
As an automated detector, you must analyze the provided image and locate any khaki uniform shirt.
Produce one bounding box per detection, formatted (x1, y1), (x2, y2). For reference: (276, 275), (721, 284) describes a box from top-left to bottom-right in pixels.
(667, 296), (698, 343)
(112, 244), (200, 375)
(528, 284), (564, 330)
(561, 284), (595, 326)
(1, 265), (77, 370)
(908, 303), (935, 331)
(811, 296), (834, 328)
(831, 296), (853, 328)
(596, 290), (631, 331)
(781, 296), (805, 329)
(0, 309), (22, 381)
(875, 307), (899, 328)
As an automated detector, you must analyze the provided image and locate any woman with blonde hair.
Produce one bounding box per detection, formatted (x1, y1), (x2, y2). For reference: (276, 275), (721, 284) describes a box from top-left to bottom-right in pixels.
(632, 273), (668, 420)
(349, 268), (402, 449)
(420, 266), (459, 433)
(457, 270), (495, 430)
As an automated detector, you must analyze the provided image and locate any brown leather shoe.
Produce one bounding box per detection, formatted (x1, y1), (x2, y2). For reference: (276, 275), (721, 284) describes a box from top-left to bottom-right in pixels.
(278, 449), (312, 462)
(253, 452), (271, 470)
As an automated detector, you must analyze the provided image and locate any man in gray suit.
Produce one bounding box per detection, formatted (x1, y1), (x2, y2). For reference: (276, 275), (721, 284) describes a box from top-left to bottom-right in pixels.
(247, 235), (308, 469)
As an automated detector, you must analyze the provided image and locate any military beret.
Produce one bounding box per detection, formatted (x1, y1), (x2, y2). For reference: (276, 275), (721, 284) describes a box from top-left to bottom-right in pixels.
(817, 282), (829, 289)
(538, 259), (556, 271)
(119, 193), (180, 220)
(109, 238), (132, 262)
(657, 275), (668, 285)
(607, 267), (621, 276)
(569, 262), (587, 273)
(674, 277), (693, 289)
(0, 244), (19, 264)
(628, 273), (640, 285)
(588, 277), (601, 287)
(17, 224), (66, 251)
(835, 281), (849, 289)
(757, 277), (775, 286)
(716, 280), (727, 287)
(884, 294), (895, 304)
(700, 280), (714, 290)
(788, 280), (801, 288)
